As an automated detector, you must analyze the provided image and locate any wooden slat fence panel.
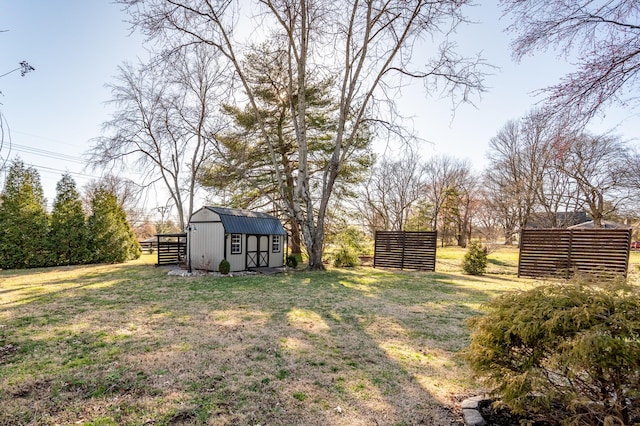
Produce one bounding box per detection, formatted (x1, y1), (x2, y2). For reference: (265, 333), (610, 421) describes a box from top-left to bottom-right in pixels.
(374, 231), (437, 271)
(374, 232), (404, 269)
(518, 228), (631, 278)
(138, 240), (158, 253)
(156, 233), (187, 266)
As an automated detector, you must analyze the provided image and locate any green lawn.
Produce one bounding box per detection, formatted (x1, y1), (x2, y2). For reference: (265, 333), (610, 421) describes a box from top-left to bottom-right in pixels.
(1, 247), (638, 425)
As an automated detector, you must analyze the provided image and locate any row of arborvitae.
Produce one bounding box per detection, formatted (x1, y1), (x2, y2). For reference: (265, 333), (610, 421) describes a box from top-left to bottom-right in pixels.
(0, 160), (140, 269)
(465, 274), (640, 425)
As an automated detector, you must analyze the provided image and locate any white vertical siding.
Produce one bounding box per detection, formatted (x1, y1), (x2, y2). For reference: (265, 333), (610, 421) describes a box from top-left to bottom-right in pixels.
(189, 222), (225, 271)
(269, 235), (285, 268)
(227, 234), (245, 272)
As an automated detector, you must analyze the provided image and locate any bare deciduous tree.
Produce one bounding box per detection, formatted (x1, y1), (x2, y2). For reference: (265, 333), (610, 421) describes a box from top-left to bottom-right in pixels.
(358, 149), (424, 233)
(358, 152), (475, 246)
(501, 0), (640, 126)
(551, 132), (631, 227)
(485, 113), (556, 238)
(519, 110), (584, 227)
(482, 171), (521, 244)
(623, 149), (640, 205)
(89, 46), (227, 229)
(422, 155), (470, 234)
(473, 185), (503, 243)
(118, 0), (487, 270)
(454, 164), (478, 247)
(487, 109), (632, 233)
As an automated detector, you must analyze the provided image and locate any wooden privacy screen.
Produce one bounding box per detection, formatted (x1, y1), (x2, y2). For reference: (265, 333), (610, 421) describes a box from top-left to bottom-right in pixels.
(156, 233), (187, 266)
(374, 231), (437, 271)
(518, 228), (632, 278)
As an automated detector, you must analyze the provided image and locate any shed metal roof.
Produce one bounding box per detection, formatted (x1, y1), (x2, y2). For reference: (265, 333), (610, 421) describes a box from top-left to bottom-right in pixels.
(201, 206), (287, 235)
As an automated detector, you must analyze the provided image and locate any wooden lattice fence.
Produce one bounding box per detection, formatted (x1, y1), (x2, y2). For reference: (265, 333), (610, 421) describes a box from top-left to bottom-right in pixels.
(374, 231), (437, 271)
(518, 228), (632, 278)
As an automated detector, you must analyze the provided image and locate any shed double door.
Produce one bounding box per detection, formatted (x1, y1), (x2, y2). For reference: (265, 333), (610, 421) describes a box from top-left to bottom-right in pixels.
(246, 235), (269, 268)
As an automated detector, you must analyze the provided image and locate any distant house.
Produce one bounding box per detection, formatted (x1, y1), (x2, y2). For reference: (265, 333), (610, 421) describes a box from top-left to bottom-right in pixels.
(568, 220), (631, 230)
(187, 206), (287, 272)
(526, 211), (589, 229)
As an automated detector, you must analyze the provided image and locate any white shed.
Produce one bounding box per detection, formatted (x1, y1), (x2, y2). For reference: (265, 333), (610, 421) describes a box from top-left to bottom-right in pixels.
(187, 206), (287, 272)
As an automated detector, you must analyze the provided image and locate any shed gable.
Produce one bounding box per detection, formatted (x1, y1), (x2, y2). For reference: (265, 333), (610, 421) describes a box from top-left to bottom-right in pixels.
(191, 207), (221, 223)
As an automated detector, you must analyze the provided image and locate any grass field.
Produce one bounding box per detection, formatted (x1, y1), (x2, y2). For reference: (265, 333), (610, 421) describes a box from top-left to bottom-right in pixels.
(1, 247), (638, 425)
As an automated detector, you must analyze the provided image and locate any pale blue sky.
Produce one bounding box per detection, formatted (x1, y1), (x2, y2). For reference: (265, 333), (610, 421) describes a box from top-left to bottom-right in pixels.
(1, 1), (147, 206)
(1, 1), (638, 214)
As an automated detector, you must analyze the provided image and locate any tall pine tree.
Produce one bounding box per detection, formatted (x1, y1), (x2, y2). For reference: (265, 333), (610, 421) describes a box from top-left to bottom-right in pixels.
(87, 186), (140, 264)
(49, 173), (90, 265)
(0, 160), (49, 269)
(199, 42), (372, 256)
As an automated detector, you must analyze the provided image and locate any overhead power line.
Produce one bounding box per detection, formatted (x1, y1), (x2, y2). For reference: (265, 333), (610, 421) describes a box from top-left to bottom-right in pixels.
(10, 142), (85, 164)
(21, 161), (100, 180)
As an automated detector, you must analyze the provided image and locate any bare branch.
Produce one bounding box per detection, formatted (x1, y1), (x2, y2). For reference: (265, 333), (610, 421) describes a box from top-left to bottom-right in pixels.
(501, 0), (640, 126)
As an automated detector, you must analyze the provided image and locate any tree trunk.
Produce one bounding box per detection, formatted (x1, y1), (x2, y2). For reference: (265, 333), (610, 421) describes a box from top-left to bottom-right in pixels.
(289, 219), (303, 256)
(307, 236), (325, 270)
(504, 229), (514, 245)
(457, 211), (466, 247)
(586, 189), (604, 228)
(458, 223), (468, 248)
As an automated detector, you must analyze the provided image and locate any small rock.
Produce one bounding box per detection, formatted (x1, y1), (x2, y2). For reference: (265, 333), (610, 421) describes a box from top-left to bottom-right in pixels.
(462, 408), (486, 426)
(461, 395), (487, 410)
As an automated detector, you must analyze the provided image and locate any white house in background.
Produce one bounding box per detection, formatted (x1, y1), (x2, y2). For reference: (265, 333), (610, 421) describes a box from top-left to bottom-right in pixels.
(187, 206), (287, 272)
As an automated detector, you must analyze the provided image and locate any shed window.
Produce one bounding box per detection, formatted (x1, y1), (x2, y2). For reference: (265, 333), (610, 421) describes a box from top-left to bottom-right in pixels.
(231, 234), (242, 254)
(272, 235), (281, 253)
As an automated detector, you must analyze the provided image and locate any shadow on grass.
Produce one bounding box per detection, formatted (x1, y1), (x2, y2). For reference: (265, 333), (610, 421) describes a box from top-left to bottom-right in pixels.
(0, 262), (521, 425)
(0, 263), (160, 311)
(487, 258), (515, 267)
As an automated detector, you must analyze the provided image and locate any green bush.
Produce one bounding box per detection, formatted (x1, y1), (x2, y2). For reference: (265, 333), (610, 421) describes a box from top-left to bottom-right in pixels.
(49, 173), (91, 266)
(462, 241), (487, 275)
(218, 258), (231, 275)
(0, 160), (50, 269)
(332, 246), (359, 267)
(286, 255), (298, 269)
(329, 226), (371, 268)
(87, 187), (140, 264)
(465, 276), (640, 425)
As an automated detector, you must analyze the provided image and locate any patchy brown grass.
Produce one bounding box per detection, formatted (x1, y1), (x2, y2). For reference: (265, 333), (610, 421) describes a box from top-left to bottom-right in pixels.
(2, 249), (638, 425)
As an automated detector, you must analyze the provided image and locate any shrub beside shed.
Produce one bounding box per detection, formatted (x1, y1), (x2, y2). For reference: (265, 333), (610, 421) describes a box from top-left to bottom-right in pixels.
(187, 206), (287, 272)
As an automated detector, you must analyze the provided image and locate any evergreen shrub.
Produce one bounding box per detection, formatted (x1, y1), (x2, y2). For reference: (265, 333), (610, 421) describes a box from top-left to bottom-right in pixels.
(332, 246), (359, 267)
(0, 160), (50, 269)
(465, 276), (640, 425)
(49, 173), (90, 266)
(462, 241), (487, 275)
(219, 258), (231, 274)
(87, 187), (141, 264)
(330, 226), (370, 268)
(286, 255), (298, 269)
